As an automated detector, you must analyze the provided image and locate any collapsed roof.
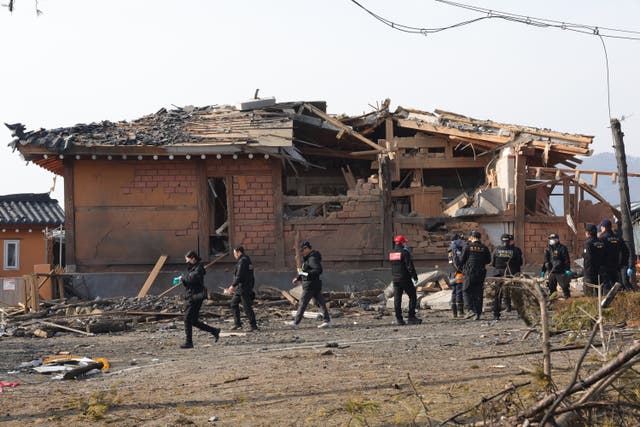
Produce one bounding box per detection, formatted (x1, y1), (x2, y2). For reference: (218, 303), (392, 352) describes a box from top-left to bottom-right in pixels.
(6, 98), (593, 176)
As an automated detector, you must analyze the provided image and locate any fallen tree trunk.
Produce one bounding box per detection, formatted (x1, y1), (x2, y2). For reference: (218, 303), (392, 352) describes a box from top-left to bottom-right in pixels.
(86, 320), (128, 334)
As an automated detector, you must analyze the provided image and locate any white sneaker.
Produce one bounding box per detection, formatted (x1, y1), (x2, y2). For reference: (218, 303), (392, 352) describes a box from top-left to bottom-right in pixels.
(284, 321), (298, 328)
(317, 321), (331, 329)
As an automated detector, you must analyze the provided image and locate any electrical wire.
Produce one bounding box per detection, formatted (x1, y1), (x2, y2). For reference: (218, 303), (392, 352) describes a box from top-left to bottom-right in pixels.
(436, 0), (640, 38)
(598, 34), (612, 120)
(349, 0), (621, 140)
(349, 0), (640, 41)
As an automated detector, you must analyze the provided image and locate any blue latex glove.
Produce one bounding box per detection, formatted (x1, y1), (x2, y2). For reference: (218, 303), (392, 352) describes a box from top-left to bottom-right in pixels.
(412, 278), (418, 286)
(627, 268), (634, 278)
(173, 276), (181, 286)
(540, 271), (545, 278)
(565, 270), (571, 277)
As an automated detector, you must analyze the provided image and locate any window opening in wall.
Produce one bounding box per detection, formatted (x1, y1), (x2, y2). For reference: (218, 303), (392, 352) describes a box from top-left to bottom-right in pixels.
(3, 240), (19, 270)
(208, 178), (229, 256)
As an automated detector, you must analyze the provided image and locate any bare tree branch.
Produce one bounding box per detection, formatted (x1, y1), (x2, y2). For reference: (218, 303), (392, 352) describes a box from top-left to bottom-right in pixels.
(522, 340), (640, 421)
(540, 318), (601, 426)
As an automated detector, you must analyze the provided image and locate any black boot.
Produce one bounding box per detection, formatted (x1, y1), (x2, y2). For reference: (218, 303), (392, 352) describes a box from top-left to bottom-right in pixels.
(451, 304), (458, 318)
(180, 342), (193, 349)
(212, 328), (220, 342)
(457, 302), (465, 317)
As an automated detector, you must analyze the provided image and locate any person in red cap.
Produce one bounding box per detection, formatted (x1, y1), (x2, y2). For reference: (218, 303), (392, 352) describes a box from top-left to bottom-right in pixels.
(389, 235), (421, 325)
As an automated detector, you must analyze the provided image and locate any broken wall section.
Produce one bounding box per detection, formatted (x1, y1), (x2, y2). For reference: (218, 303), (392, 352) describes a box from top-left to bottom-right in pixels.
(283, 180), (382, 269)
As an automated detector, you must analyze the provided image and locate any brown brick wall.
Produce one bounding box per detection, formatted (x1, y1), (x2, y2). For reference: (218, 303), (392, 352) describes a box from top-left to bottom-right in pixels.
(394, 221), (486, 261)
(121, 162), (196, 195)
(524, 219), (573, 265)
(232, 174), (277, 257)
(205, 159), (276, 259)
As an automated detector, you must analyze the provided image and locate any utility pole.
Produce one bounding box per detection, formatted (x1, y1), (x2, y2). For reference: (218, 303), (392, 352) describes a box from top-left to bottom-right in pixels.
(610, 118), (637, 289)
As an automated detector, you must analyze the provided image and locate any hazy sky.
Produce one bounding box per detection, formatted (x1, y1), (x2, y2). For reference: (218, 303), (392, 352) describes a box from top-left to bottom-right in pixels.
(2, 0), (639, 204)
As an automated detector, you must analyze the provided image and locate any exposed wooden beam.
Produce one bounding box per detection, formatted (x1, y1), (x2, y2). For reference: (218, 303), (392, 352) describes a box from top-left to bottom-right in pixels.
(573, 179), (622, 221)
(434, 109), (593, 146)
(396, 118), (510, 144)
(514, 153), (526, 250)
(527, 166), (640, 178)
(393, 135), (448, 148)
(530, 141), (591, 156)
(526, 177), (571, 191)
(348, 149), (382, 157)
(303, 103), (383, 152)
(299, 147), (372, 160)
(448, 135), (498, 150)
(63, 159), (76, 268)
(371, 156), (490, 169)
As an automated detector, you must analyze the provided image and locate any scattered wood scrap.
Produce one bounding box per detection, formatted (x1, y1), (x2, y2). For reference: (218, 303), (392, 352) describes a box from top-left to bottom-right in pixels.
(136, 254), (168, 298)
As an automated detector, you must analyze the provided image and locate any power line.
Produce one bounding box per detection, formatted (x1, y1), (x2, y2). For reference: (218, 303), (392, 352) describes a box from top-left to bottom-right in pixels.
(349, 0), (640, 41)
(436, 0), (640, 37)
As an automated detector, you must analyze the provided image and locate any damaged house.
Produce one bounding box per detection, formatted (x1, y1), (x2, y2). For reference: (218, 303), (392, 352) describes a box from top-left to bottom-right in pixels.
(6, 98), (620, 296)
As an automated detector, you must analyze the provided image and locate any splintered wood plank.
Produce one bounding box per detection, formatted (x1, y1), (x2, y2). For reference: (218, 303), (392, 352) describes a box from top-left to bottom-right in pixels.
(136, 255), (168, 298)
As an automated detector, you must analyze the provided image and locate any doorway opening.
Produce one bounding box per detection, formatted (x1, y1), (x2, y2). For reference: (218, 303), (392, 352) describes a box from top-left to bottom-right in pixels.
(207, 177), (229, 256)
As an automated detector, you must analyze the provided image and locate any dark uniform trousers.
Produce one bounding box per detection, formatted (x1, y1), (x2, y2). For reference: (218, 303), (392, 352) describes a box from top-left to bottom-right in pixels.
(393, 279), (417, 321)
(548, 273), (570, 298)
(583, 268), (600, 297)
(492, 270), (510, 318)
(230, 289), (257, 328)
(601, 269), (621, 294)
(294, 280), (330, 324)
(184, 291), (217, 344)
(463, 270), (486, 317)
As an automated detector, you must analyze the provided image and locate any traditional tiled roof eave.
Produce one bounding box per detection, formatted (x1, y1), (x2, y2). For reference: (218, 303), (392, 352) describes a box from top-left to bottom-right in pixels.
(0, 193), (64, 226)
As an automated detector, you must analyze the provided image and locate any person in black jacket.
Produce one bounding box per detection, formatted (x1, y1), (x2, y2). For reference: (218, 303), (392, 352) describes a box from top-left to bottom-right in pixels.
(460, 231), (491, 320)
(227, 246), (258, 331)
(583, 224), (605, 296)
(285, 241), (331, 328)
(491, 233), (523, 320)
(541, 233), (571, 298)
(389, 235), (422, 326)
(447, 233), (465, 318)
(598, 218), (629, 293)
(614, 220), (636, 291)
(178, 250), (220, 349)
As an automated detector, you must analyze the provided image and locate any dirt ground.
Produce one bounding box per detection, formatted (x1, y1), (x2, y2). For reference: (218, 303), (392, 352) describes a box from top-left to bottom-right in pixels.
(0, 305), (587, 426)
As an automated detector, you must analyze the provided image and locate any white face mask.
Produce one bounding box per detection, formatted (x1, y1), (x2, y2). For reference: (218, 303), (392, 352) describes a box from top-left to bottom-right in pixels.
(549, 239), (557, 246)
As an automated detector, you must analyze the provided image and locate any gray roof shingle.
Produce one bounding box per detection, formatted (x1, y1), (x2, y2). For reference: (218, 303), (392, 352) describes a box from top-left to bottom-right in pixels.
(0, 193), (64, 226)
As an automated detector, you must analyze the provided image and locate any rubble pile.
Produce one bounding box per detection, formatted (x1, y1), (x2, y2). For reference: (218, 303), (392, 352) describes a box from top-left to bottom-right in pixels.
(0, 287), (392, 339)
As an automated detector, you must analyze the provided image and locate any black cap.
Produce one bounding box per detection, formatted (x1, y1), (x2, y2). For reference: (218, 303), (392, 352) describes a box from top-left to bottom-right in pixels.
(500, 233), (511, 241)
(469, 230), (481, 239)
(585, 224), (597, 234)
(300, 241), (312, 250)
(234, 245), (245, 253)
(548, 233), (559, 240)
(185, 250), (200, 260)
(599, 218), (612, 229)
